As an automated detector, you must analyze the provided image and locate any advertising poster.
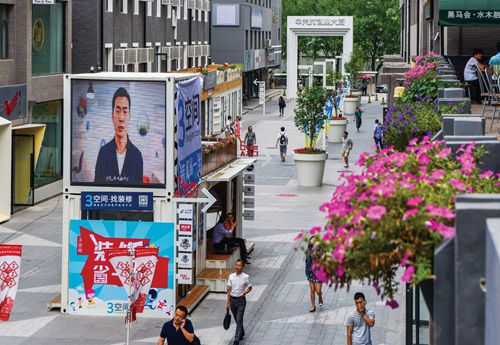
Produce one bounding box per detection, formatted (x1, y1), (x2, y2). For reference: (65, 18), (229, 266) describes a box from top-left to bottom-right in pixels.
(68, 220), (175, 317)
(71, 80), (166, 187)
(0, 245), (22, 321)
(176, 77), (202, 190)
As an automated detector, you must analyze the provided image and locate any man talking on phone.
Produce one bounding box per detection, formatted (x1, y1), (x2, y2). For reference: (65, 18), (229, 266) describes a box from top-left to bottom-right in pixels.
(157, 306), (195, 345)
(345, 292), (375, 345)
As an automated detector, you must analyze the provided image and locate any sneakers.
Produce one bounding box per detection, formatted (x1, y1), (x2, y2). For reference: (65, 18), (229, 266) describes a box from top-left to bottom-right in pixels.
(344, 165), (349, 169)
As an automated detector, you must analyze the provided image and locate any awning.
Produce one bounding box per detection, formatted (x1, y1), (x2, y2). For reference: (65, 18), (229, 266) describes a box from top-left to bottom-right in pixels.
(13, 124), (46, 166)
(205, 158), (256, 182)
(439, 0), (500, 26)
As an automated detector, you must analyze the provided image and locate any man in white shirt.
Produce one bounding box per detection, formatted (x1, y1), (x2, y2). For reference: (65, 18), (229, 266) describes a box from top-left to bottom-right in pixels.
(464, 48), (486, 104)
(225, 116), (234, 138)
(227, 259), (252, 345)
(275, 127), (288, 162)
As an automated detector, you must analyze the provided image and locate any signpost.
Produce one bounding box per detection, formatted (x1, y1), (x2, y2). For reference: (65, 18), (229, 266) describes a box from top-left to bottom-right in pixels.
(254, 79), (266, 117)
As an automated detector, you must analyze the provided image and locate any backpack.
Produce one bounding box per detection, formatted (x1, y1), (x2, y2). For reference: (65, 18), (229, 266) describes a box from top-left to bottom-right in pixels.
(375, 124), (382, 138)
(279, 133), (287, 145)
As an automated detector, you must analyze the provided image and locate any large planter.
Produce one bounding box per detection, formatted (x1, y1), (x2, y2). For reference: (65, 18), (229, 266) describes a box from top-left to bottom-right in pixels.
(328, 118), (348, 143)
(293, 152), (328, 187)
(352, 91), (363, 97)
(343, 97), (359, 116)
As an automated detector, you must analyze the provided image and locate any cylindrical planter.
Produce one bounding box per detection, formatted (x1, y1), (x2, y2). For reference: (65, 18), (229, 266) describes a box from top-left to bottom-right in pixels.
(343, 97), (359, 116)
(352, 91), (362, 97)
(328, 119), (348, 143)
(293, 152), (328, 187)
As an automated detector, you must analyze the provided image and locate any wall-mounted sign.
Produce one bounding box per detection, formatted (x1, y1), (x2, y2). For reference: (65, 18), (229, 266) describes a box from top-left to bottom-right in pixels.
(244, 174), (255, 184)
(178, 236), (193, 253)
(33, 0), (55, 4)
(177, 252), (193, 269)
(81, 192), (153, 211)
(177, 203), (194, 220)
(0, 84), (27, 121)
(203, 71), (217, 90)
(178, 220), (193, 235)
(243, 198), (255, 209)
(243, 210), (255, 221)
(177, 269), (193, 285)
(244, 185), (255, 197)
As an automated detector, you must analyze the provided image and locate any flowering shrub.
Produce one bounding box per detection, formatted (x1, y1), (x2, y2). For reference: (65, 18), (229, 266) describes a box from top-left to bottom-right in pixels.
(383, 97), (464, 151)
(293, 147), (326, 154)
(299, 138), (500, 306)
(202, 137), (236, 154)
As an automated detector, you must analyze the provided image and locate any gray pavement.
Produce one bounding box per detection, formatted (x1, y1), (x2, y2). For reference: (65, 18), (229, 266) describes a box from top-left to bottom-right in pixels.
(0, 95), (404, 345)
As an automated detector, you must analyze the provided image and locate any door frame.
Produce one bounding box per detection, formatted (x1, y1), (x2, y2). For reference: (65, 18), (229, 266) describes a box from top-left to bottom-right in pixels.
(12, 134), (35, 209)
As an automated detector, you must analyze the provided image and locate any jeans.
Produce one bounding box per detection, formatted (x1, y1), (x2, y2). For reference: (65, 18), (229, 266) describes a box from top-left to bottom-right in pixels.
(230, 296), (246, 341)
(467, 78), (481, 104)
(374, 137), (383, 151)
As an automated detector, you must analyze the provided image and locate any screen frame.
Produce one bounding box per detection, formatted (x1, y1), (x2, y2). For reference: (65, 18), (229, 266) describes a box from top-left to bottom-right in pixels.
(212, 4), (240, 26)
(69, 78), (167, 189)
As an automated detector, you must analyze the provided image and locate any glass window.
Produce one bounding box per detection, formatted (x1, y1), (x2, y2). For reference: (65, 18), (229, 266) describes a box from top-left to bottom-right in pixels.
(32, 100), (63, 188)
(32, 3), (64, 75)
(0, 5), (9, 59)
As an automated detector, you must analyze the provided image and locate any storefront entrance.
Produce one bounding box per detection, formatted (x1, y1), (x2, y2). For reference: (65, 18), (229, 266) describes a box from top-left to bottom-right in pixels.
(12, 134), (35, 207)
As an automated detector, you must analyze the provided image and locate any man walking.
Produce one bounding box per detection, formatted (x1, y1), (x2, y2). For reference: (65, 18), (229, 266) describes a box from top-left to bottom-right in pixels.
(275, 127), (288, 162)
(345, 292), (375, 345)
(341, 131), (353, 169)
(373, 119), (383, 152)
(157, 306), (196, 345)
(227, 259), (253, 345)
(278, 96), (286, 116)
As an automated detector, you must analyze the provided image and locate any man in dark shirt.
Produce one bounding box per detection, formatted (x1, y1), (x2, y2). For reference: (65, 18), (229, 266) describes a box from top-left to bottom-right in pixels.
(94, 87), (143, 184)
(157, 306), (195, 345)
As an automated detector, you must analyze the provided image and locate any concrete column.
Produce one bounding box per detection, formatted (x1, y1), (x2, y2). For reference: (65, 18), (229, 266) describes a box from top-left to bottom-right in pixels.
(286, 26), (298, 100)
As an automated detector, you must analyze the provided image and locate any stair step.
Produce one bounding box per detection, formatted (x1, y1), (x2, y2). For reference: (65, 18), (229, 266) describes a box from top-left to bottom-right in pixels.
(197, 268), (233, 292)
(47, 294), (61, 312)
(177, 285), (210, 314)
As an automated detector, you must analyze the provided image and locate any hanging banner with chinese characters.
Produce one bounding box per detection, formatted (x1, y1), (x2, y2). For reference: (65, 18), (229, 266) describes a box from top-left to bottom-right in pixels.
(0, 244), (22, 321)
(68, 220), (175, 317)
(106, 247), (159, 322)
(439, 0), (500, 26)
(176, 77), (203, 195)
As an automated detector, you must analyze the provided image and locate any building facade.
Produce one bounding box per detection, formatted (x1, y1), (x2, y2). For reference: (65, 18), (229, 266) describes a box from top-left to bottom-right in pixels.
(211, 0), (282, 98)
(72, 0), (211, 74)
(0, 0), (72, 220)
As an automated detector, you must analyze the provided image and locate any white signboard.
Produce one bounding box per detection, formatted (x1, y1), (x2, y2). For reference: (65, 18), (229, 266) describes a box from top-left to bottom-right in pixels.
(259, 83), (265, 105)
(177, 203), (194, 220)
(178, 269), (193, 285)
(178, 252), (193, 269)
(178, 236), (194, 253)
(244, 174), (255, 185)
(244, 185), (255, 197)
(243, 198), (255, 209)
(178, 220), (193, 235)
(33, 0), (55, 4)
(243, 210), (255, 221)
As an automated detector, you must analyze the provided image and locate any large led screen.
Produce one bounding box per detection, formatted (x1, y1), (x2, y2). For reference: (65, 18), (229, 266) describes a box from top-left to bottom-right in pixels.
(71, 80), (166, 187)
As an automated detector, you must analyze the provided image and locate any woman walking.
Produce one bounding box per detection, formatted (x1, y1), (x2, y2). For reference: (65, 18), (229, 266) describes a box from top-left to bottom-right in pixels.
(305, 243), (323, 312)
(278, 96), (286, 117)
(355, 106), (363, 132)
(234, 116), (241, 139)
(244, 126), (256, 157)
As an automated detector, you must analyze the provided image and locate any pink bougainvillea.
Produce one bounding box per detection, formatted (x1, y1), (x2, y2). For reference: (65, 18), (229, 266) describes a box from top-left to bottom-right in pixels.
(301, 138), (500, 304)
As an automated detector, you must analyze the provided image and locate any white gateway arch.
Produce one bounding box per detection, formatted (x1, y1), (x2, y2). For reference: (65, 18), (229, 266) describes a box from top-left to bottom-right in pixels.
(286, 16), (354, 99)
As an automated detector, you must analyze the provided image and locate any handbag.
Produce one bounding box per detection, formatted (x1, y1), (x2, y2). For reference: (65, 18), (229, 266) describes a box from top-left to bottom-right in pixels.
(223, 309), (231, 330)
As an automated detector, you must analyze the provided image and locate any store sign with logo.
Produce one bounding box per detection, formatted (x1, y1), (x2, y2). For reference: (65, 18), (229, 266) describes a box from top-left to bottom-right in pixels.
(439, 0), (500, 26)
(0, 85), (27, 121)
(33, 0), (55, 4)
(81, 192), (153, 211)
(294, 17), (346, 26)
(177, 269), (193, 285)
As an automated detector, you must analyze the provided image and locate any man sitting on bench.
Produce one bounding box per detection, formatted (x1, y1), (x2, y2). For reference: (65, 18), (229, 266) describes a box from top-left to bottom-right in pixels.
(212, 213), (250, 264)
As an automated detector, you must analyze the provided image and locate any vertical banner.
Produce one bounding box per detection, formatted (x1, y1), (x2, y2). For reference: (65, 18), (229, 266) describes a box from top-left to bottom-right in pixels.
(176, 77), (203, 192)
(68, 220), (175, 317)
(0, 244), (22, 321)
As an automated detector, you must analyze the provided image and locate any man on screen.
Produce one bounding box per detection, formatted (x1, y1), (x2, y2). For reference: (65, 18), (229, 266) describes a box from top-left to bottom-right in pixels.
(94, 87), (143, 184)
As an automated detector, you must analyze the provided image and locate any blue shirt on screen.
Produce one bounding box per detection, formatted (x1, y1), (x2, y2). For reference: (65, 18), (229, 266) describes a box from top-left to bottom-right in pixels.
(94, 137), (143, 184)
(212, 223), (232, 244)
(160, 319), (194, 345)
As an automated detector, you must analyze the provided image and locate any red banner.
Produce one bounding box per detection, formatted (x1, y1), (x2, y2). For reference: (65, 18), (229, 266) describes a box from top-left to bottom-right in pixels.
(0, 244), (22, 321)
(107, 247), (159, 322)
(77, 227), (168, 293)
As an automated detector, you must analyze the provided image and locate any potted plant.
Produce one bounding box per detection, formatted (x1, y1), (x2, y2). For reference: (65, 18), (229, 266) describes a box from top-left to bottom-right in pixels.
(293, 86), (329, 187)
(343, 53), (364, 115)
(328, 116), (349, 143)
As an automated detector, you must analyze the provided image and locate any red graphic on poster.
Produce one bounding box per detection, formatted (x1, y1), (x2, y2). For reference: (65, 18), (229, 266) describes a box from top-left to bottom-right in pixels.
(0, 244), (22, 321)
(77, 227), (168, 293)
(106, 247), (159, 322)
(4, 90), (20, 117)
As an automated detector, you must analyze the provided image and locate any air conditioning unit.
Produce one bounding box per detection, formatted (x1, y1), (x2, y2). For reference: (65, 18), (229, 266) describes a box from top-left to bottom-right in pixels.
(147, 48), (155, 62)
(187, 45), (196, 58)
(195, 45), (202, 57)
(170, 46), (181, 59)
(171, 0), (181, 6)
(137, 48), (148, 63)
(187, 0), (196, 9)
(206, 45), (210, 56)
(126, 48), (138, 64)
(201, 45), (208, 56)
(114, 49), (126, 65)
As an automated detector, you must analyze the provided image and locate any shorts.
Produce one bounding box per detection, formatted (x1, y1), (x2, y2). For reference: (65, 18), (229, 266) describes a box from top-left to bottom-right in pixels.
(341, 149), (350, 158)
(280, 145), (287, 154)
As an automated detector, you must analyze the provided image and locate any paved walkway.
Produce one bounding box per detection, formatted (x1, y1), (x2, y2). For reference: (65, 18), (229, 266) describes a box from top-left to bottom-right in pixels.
(0, 95), (404, 345)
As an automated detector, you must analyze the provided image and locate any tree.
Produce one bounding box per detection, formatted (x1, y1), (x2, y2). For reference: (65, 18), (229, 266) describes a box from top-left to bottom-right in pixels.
(294, 86), (328, 149)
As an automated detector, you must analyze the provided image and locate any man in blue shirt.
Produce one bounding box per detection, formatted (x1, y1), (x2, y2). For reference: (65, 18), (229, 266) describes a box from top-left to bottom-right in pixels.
(157, 306), (195, 345)
(213, 213), (250, 264)
(94, 87), (143, 185)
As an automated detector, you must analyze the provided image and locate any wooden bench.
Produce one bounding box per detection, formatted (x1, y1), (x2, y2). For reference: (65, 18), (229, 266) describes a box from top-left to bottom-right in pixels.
(47, 294), (61, 312)
(197, 268), (233, 292)
(177, 285), (210, 314)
